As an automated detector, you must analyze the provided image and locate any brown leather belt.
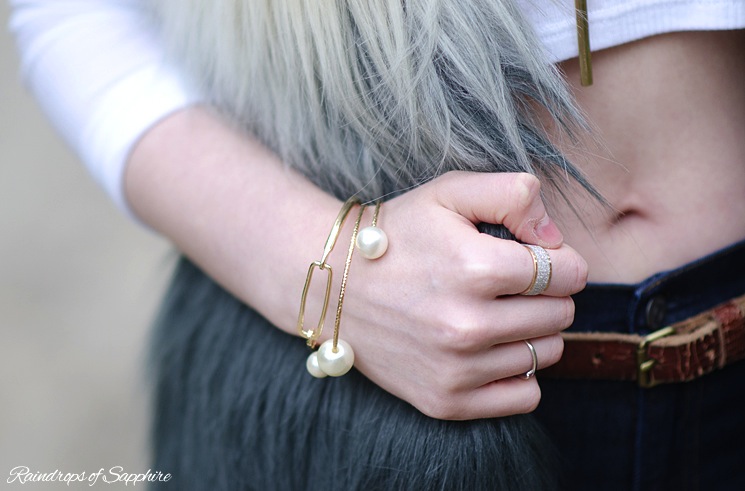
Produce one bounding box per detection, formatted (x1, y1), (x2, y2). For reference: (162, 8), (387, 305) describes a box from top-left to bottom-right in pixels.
(541, 293), (745, 388)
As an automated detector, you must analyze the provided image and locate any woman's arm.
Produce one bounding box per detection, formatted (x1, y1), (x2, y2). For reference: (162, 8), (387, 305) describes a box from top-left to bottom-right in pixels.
(127, 106), (587, 420)
(10, 0), (587, 420)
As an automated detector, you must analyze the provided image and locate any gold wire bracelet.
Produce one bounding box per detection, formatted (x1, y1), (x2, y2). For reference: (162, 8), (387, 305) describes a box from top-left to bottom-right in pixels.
(306, 205), (365, 378)
(371, 201), (381, 227)
(331, 205), (366, 350)
(296, 196), (360, 347)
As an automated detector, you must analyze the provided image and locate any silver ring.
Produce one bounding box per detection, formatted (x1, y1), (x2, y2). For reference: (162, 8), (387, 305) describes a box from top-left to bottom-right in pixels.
(520, 244), (552, 296)
(518, 340), (538, 379)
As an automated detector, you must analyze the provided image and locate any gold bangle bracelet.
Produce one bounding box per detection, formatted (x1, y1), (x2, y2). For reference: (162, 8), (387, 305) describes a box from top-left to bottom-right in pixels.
(306, 204), (365, 378)
(296, 196), (360, 347)
(331, 205), (365, 350)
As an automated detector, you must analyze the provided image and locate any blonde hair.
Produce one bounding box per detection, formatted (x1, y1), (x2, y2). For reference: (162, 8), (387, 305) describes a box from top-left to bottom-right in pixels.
(153, 0), (599, 207)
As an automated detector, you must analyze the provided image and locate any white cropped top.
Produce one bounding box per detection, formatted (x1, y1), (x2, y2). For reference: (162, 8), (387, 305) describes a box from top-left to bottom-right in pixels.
(8, 0), (745, 216)
(521, 0), (745, 62)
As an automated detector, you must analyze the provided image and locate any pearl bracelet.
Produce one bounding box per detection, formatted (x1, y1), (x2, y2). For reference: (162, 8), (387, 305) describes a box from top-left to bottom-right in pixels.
(296, 197), (359, 348)
(306, 205), (365, 378)
(299, 199), (388, 378)
(355, 201), (389, 259)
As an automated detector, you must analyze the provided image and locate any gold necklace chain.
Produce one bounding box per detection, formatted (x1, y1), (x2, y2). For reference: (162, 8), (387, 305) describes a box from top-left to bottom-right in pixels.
(575, 0), (593, 86)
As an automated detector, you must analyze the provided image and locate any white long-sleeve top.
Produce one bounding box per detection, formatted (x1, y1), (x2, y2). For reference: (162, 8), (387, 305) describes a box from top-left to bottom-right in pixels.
(8, 0), (199, 217)
(9, 0), (745, 216)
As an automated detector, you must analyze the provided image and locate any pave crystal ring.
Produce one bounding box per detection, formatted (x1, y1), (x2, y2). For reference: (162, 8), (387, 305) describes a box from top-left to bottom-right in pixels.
(520, 244), (552, 296)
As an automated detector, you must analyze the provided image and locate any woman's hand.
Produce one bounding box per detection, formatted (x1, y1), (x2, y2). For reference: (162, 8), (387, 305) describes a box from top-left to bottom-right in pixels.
(126, 108), (586, 421)
(335, 171), (587, 420)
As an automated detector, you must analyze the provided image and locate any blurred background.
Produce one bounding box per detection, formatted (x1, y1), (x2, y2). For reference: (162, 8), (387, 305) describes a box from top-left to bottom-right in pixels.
(1, 3), (175, 489)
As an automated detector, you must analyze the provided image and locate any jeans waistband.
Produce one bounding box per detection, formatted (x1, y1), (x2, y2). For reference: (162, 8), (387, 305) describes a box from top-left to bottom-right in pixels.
(571, 239), (745, 335)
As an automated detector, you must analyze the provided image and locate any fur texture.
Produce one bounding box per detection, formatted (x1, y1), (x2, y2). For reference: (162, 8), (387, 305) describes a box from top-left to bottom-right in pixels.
(152, 260), (559, 490)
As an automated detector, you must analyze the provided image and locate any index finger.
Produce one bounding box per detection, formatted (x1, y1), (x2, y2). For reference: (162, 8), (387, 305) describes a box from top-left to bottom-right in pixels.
(434, 172), (564, 249)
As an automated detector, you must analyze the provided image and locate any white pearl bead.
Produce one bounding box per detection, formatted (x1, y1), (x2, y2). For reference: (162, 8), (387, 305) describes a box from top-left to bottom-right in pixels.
(317, 339), (355, 377)
(356, 226), (388, 259)
(306, 352), (328, 378)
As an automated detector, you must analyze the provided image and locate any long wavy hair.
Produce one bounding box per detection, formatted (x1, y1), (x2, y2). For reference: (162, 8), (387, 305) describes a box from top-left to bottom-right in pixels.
(152, 0), (598, 207)
(148, 1), (600, 489)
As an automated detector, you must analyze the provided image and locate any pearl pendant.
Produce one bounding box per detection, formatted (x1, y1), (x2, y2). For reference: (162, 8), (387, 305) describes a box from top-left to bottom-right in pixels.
(306, 352), (328, 378)
(356, 226), (388, 259)
(317, 339), (355, 377)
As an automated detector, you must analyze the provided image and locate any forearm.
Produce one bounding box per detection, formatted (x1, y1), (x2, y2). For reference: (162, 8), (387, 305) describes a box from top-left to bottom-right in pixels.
(13, 0), (585, 421)
(125, 106), (341, 335)
(124, 104), (584, 419)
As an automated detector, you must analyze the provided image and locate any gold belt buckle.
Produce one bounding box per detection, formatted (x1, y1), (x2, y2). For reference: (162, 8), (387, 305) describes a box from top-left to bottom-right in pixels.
(636, 326), (675, 388)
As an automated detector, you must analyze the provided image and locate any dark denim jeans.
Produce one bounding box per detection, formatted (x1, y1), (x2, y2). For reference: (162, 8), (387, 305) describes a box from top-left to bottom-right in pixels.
(535, 240), (745, 491)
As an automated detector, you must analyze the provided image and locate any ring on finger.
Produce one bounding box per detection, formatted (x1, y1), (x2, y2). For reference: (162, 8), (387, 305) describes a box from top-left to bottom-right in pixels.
(518, 339), (538, 379)
(520, 244), (552, 296)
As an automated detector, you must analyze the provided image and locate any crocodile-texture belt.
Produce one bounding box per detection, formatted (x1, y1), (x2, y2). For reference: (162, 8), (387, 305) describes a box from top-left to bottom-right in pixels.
(541, 293), (745, 388)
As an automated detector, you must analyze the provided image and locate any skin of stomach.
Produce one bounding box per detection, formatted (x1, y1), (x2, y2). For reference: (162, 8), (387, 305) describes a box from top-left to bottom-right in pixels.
(550, 30), (745, 283)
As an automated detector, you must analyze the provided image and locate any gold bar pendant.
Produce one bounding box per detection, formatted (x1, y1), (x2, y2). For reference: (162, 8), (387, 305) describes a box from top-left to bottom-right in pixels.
(575, 0), (593, 86)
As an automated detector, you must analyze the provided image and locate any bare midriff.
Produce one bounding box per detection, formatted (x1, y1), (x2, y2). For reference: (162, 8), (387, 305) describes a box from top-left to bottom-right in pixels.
(551, 30), (745, 283)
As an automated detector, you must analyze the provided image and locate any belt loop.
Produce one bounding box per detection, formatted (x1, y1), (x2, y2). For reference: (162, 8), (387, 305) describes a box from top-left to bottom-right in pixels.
(636, 326), (675, 388)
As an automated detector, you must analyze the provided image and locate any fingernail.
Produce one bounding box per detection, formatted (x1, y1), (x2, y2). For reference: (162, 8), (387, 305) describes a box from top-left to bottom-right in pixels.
(534, 214), (563, 247)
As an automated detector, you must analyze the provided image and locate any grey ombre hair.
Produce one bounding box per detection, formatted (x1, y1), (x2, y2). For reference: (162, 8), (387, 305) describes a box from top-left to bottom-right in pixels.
(152, 0), (600, 207)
